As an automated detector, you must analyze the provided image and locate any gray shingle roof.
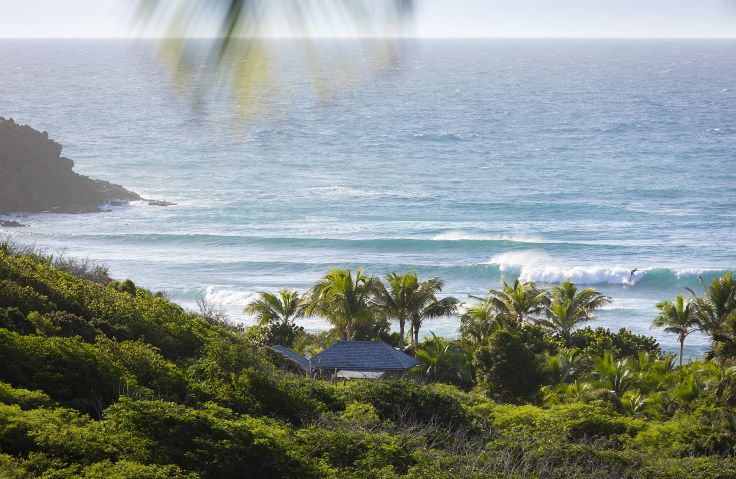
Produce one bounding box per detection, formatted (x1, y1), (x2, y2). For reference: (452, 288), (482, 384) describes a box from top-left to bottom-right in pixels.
(269, 341), (418, 373)
(311, 341), (418, 372)
(269, 344), (310, 370)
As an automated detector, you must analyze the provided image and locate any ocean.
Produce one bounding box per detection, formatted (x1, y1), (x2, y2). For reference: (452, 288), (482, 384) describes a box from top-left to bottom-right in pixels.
(1, 39), (735, 358)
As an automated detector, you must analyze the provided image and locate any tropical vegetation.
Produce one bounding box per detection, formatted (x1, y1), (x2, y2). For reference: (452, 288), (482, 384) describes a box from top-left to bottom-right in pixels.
(2, 241), (736, 478)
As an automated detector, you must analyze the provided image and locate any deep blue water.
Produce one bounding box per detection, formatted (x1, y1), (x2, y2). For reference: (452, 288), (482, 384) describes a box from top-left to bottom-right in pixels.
(1, 39), (735, 357)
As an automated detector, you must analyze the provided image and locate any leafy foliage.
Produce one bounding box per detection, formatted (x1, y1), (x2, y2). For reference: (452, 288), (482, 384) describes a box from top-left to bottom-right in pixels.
(474, 328), (546, 403)
(1, 246), (736, 478)
(537, 280), (610, 341)
(373, 272), (459, 352)
(305, 268), (381, 341)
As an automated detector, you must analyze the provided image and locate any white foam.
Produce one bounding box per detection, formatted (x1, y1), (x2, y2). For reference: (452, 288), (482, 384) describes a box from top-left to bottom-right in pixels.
(488, 250), (643, 285)
(307, 185), (431, 201)
(432, 230), (544, 243)
(204, 286), (258, 309)
(308, 186), (382, 198)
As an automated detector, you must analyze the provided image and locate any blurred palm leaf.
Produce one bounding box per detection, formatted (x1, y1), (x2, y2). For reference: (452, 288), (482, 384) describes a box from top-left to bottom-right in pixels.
(135, 0), (415, 117)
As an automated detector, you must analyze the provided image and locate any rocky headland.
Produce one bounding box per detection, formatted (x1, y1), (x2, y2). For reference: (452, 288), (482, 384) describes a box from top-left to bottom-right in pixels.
(0, 117), (141, 214)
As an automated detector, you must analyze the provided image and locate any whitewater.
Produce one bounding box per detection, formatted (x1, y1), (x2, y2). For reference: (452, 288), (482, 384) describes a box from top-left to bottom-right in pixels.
(1, 39), (736, 358)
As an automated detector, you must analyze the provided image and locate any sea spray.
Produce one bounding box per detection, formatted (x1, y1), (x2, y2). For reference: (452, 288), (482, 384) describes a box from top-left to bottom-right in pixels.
(490, 249), (641, 285)
(487, 250), (724, 287)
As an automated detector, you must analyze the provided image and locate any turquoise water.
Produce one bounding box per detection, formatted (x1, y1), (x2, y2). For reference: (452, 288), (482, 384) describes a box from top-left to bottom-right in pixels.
(2, 39), (735, 357)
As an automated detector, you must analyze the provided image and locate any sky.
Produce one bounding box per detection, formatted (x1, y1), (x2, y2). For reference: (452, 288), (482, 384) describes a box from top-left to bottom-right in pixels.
(0, 0), (735, 38)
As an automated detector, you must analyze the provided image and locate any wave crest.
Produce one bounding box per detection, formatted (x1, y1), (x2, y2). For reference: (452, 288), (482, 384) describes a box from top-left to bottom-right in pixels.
(488, 250), (721, 286)
(432, 231), (544, 243)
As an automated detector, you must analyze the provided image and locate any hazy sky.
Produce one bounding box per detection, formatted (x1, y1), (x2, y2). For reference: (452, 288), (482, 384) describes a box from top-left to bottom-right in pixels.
(1, 0), (735, 38)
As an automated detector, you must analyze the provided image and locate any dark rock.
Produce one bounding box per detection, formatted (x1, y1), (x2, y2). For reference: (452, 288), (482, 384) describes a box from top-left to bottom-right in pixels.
(147, 200), (176, 207)
(0, 220), (27, 227)
(0, 117), (141, 214)
(58, 156), (74, 169)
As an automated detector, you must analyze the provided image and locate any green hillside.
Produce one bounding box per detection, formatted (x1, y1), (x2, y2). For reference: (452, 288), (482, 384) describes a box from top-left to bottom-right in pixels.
(1, 242), (736, 478)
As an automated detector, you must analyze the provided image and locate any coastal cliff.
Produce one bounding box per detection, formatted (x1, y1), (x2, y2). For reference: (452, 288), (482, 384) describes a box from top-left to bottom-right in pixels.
(0, 117), (140, 213)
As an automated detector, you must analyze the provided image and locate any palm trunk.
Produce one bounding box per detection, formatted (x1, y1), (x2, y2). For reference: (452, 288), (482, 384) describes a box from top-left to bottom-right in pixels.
(398, 318), (405, 351)
(345, 320), (352, 341)
(679, 337), (684, 368)
(413, 325), (419, 357)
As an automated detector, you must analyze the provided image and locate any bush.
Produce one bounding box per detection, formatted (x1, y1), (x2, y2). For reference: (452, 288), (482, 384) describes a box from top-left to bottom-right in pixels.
(96, 337), (186, 400)
(295, 427), (414, 474)
(0, 250), (219, 359)
(569, 327), (661, 359)
(0, 453), (26, 479)
(474, 329), (546, 403)
(0, 279), (52, 314)
(0, 307), (34, 334)
(633, 405), (736, 456)
(0, 330), (135, 415)
(0, 381), (55, 409)
(28, 311), (100, 341)
(81, 460), (199, 479)
(103, 398), (320, 479)
(0, 404), (108, 460)
(336, 381), (474, 433)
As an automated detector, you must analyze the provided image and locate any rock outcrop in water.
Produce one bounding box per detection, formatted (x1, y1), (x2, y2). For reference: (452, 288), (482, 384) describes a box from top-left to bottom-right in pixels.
(0, 220), (27, 227)
(0, 117), (141, 213)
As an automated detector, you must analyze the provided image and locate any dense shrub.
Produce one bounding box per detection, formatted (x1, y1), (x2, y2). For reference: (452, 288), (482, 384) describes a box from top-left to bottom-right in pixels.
(96, 337), (186, 400)
(569, 327), (662, 358)
(633, 405), (736, 456)
(0, 381), (55, 410)
(295, 427), (415, 474)
(78, 460), (198, 479)
(336, 381), (475, 432)
(29, 310), (100, 341)
(0, 249), (219, 358)
(474, 329), (546, 403)
(0, 279), (52, 314)
(0, 330), (134, 415)
(0, 307), (34, 335)
(103, 398), (320, 479)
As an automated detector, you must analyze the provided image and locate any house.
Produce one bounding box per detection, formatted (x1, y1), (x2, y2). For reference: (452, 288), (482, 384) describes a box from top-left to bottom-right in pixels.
(270, 341), (418, 379)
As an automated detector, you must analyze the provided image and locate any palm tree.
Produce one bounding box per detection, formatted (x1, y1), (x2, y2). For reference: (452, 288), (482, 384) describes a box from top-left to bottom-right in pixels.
(373, 272), (458, 351)
(537, 280), (611, 342)
(689, 272), (736, 337)
(621, 390), (650, 416)
(652, 295), (699, 367)
(486, 279), (550, 323)
(708, 310), (736, 363)
(459, 300), (514, 349)
(372, 272), (415, 351)
(395, 277), (459, 354)
(545, 349), (583, 385)
(593, 351), (634, 397)
(305, 268), (379, 341)
(136, 1), (415, 113)
(244, 289), (305, 326)
(415, 332), (473, 387)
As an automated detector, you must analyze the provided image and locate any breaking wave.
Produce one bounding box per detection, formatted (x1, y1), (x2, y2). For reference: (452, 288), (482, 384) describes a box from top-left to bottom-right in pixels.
(487, 250), (725, 286)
